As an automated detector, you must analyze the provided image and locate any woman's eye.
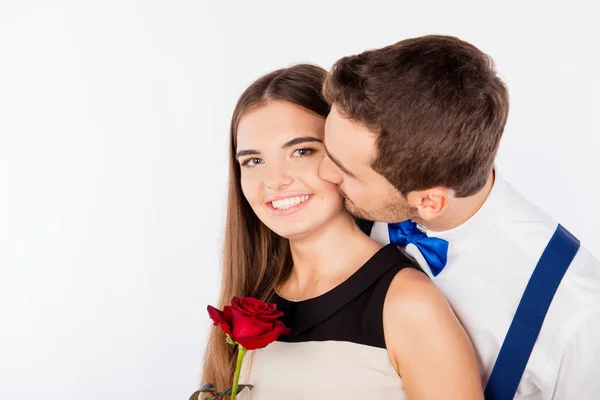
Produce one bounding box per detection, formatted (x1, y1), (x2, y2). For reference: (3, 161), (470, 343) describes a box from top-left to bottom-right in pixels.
(292, 148), (314, 157)
(242, 157), (263, 167)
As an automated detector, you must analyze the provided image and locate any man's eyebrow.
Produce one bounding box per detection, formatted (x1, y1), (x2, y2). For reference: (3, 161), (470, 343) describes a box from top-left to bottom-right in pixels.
(282, 136), (322, 149)
(325, 148), (356, 178)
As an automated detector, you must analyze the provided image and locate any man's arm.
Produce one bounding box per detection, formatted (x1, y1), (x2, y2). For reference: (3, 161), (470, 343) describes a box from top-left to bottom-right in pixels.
(552, 311), (600, 399)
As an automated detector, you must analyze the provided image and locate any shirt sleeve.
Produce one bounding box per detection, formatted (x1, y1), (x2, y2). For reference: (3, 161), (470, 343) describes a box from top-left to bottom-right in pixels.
(552, 311), (600, 399)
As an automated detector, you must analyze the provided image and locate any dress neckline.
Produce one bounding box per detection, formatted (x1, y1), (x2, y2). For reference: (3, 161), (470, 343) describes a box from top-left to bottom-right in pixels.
(273, 243), (413, 337)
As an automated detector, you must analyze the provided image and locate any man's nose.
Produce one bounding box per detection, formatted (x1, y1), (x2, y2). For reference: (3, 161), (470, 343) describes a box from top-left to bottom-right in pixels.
(318, 155), (343, 185)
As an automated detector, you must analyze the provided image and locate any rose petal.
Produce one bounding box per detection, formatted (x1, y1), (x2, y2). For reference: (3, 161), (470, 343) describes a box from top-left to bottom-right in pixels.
(223, 305), (234, 322)
(237, 299), (261, 315)
(230, 310), (272, 339)
(207, 305), (225, 324)
(229, 297), (256, 316)
(242, 297), (267, 309)
(233, 297), (279, 316)
(207, 305), (231, 336)
(231, 297), (283, 319)
(253, 311), (284, 320)
(236, 320), (292, 350)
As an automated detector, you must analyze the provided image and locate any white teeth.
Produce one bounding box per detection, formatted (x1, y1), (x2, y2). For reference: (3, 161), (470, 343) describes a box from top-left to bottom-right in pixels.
(271, 195), (309, 210)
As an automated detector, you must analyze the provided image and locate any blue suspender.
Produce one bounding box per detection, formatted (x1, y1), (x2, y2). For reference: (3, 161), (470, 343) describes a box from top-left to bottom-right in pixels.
(484, 224), (580, 399)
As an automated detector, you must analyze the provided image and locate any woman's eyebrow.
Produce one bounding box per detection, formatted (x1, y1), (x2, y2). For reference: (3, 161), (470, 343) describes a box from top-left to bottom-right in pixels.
(236, 136), (322, 159)
(236, 149), (260, 159)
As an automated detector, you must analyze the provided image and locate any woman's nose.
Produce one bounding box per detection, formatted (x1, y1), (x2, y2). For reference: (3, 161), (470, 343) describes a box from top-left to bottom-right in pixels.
(264, 167), (294, 191)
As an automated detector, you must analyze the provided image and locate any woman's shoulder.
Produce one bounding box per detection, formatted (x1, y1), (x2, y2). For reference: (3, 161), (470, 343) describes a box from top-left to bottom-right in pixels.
(381, 260), (483, 399)
(384, 267), (449, 323)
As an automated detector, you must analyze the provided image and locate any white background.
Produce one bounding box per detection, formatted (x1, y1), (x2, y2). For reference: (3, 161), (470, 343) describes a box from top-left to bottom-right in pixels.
(1, 1), (598, 399)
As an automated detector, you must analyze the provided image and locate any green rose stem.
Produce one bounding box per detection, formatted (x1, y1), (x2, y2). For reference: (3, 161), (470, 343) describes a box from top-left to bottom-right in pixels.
(230, 345), (247, 400)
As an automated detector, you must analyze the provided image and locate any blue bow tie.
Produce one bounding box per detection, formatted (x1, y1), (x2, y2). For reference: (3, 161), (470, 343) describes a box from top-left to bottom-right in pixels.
(388, 220), (449, 276)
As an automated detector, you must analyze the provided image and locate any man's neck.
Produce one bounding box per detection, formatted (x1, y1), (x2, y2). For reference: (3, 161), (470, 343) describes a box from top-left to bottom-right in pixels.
(417, 171), (495, 232)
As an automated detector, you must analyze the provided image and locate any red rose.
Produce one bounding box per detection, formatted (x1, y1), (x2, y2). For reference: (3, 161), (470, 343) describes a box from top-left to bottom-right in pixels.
(207, 297), (291, 350)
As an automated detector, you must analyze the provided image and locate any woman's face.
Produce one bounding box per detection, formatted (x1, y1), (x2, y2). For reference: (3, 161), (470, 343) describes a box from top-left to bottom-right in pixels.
(236, 100), (345, 240)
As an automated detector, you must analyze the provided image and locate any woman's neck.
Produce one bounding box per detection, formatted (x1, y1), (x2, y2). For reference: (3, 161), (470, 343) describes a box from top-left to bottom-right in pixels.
(279, 212), (381, 301)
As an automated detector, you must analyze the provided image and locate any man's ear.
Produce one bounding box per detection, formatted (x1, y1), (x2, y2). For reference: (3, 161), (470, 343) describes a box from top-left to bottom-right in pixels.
(406, 187), (451, 221)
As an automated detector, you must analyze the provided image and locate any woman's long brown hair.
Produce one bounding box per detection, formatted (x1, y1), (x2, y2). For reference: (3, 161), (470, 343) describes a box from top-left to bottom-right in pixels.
(200, 64), (330, 391)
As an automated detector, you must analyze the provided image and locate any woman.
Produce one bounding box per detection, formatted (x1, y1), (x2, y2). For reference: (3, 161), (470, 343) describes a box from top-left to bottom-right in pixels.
(201, 64), (483, 399)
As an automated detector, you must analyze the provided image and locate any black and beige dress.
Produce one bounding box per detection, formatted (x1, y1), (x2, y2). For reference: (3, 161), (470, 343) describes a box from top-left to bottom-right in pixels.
(239, 243), (420, 399)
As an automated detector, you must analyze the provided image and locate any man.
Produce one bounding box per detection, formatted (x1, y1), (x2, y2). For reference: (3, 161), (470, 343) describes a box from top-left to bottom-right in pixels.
(319, 35), (600, 399)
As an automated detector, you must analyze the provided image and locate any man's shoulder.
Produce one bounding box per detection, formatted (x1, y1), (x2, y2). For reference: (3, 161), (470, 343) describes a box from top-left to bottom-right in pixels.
(498, 178), (556, 226)
(500, 180), (599, 276)
(560, 246), (600, 311)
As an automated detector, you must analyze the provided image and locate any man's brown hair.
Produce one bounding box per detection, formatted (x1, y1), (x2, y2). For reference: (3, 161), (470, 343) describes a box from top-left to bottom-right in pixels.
(323, 35), (509, 197)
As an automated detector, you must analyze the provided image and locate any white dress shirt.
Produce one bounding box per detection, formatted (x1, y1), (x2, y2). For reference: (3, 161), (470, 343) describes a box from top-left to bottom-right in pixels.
(370, 173), (600, 399)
